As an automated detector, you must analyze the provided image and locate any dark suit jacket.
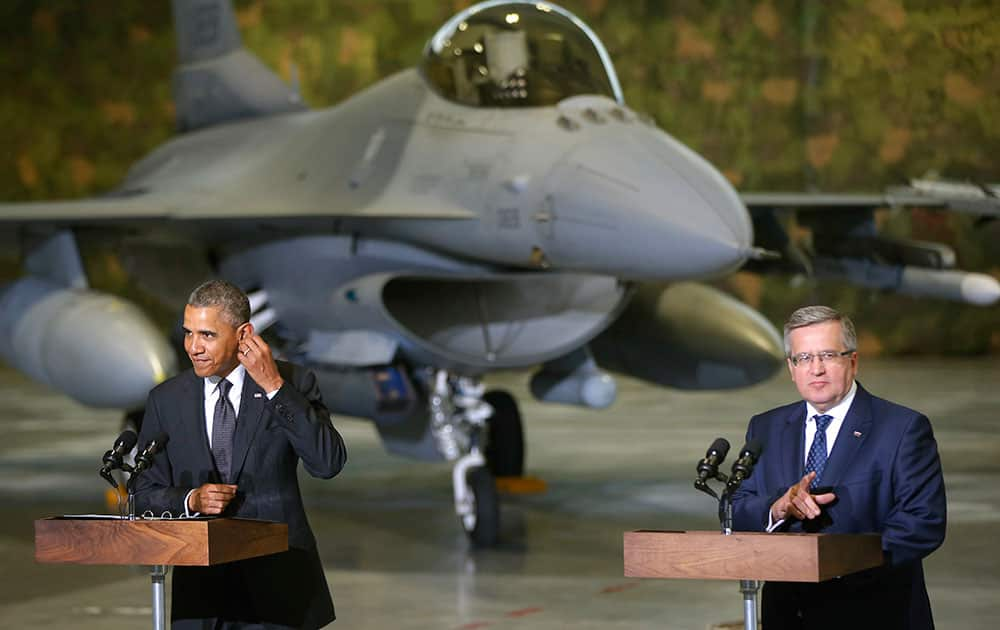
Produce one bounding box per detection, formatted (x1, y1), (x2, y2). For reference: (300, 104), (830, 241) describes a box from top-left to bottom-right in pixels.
(732, 383), (946, 630)
(135, 361), (347, 629)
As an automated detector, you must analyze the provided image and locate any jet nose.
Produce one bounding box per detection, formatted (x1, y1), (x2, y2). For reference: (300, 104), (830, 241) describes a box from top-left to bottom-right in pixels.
(541, 116), (752, 279)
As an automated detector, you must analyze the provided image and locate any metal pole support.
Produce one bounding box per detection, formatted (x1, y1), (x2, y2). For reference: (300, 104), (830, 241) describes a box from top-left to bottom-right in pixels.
(151, 564), (168, 630)
(739, 578), (759, 630)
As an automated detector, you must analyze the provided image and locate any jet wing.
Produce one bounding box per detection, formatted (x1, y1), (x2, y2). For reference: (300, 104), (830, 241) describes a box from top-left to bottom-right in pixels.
(741, 179), (1000, 216)
(0, 194), (183, 223)
(738, 179), (1000, 306)
(0, 191), (477, 223)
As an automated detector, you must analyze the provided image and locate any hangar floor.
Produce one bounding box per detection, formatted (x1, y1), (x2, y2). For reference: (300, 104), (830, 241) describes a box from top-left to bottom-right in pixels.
(0, 358), (997, 629)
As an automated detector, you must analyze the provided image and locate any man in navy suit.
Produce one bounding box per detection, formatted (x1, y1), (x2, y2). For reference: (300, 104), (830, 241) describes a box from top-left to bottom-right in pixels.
(135, 280), (347, 629)
(732, 305), (946, 630)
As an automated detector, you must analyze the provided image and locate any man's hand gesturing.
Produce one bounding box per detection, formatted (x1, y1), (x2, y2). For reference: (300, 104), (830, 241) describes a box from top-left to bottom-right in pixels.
(770, 472), (837, 522)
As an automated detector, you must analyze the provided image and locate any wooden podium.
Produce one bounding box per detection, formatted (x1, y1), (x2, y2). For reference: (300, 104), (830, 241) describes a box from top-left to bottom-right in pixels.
(624, 530), (883, 629)
(35, 517), (288, 629)
(625, 530), (883, 581)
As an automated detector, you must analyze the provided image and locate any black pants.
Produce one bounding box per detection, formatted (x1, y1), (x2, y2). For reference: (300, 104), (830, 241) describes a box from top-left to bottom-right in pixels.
(761, 563), (932, 630)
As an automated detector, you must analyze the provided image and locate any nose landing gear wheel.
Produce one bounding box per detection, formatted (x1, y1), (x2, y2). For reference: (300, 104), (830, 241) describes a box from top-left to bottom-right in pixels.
(483, 390), (524, 478)
(462, 466), (500, 547)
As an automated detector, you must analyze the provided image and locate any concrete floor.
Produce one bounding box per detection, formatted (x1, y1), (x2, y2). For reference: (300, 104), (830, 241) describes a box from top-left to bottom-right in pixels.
(0, 358), (997, 629)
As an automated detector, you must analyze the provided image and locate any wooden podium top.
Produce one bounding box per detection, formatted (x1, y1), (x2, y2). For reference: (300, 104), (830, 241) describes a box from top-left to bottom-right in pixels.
(35, 517), (288, 566)
(624, 530), (883, 583)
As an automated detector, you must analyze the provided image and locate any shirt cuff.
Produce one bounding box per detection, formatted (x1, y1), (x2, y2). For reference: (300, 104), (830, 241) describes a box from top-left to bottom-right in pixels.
(183, 489), (200, 518)
(766, 513), (785, 532)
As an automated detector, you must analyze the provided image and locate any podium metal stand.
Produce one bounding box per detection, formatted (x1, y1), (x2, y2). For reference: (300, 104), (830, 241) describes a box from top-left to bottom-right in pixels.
(624, 530), (883, 629)
(35, 517), (288, 630)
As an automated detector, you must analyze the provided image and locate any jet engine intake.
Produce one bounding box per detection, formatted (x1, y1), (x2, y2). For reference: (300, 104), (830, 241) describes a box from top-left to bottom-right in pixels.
(381, 273), (629, 370)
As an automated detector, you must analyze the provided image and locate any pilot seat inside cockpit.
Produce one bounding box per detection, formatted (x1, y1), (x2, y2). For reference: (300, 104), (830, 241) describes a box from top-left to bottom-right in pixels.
(421, 1), (624, 108)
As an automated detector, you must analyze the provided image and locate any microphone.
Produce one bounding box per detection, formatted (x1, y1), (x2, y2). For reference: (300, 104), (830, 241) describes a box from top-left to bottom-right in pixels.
(99, 430), (138, 488)
(727, 439), (763, 492)
(696, 438), (730, 482)
(133, 433), (170, 475)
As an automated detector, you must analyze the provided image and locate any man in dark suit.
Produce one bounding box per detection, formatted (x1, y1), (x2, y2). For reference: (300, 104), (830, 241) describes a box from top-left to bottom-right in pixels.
(135, 280), (347, 629)
(732, 305), (946, 630)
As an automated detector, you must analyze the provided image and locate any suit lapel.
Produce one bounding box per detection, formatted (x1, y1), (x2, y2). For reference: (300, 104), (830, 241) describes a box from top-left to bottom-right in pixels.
(817, 383), (873, 487)
(779, 402), (807, 484)
(231, 375), (267, 482)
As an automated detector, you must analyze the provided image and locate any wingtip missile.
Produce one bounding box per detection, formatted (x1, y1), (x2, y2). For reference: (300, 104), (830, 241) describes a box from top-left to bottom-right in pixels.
(900, 268), (1000, 306)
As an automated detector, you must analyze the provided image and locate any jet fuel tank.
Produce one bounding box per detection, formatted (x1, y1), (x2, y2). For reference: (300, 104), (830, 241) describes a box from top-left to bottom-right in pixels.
(0, 277), (176, 408)
(589, 282), (784, 390)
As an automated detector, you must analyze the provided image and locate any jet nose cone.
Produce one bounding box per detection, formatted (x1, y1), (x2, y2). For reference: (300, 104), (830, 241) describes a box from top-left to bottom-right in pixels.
(635, 126), (754, 254)
(543, 119), (752, 279)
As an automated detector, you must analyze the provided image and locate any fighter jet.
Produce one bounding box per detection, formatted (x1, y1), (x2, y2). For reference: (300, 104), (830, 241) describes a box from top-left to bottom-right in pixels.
(1, 0), (997, 546)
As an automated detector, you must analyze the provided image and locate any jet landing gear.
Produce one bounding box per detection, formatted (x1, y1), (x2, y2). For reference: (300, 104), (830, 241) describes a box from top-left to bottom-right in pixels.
(429, 371), (500, 546)
(453, 445), (499, 547)
(483, 390), (524, 478)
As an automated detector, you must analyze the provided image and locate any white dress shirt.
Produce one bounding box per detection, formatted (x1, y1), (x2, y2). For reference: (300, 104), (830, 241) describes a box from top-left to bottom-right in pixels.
(766, 381), (858, 531)
(184, 365), (280, 516)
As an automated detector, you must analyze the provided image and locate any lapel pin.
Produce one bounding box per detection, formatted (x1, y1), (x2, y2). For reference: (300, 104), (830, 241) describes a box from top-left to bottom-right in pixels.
(853, 431), (862, 438)
(254, 392), (263, 399)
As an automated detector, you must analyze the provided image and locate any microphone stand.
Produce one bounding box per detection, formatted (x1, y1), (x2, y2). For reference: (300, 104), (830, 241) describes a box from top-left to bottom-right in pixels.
(696, 459), (759, 630)
(125, 468), (138, 521)
(121, 458), (168, 630)
(97, 435), (169, 630)
(719, 484), (758, 630)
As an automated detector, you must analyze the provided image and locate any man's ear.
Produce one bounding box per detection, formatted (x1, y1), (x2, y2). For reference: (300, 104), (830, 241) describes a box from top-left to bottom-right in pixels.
(239, 322), (254, 341)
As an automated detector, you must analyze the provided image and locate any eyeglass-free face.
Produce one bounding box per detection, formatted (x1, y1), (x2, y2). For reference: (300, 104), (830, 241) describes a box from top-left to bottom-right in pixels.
(786, 321), (858, 413)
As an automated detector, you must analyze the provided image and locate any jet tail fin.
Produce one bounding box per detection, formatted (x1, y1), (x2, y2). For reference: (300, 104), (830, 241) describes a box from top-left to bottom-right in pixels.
(171, 0), (305, 132)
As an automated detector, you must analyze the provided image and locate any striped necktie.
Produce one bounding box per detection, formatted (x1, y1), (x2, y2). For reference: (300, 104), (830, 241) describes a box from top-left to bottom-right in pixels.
(211, 379), (236, 483)
(805, 414), (833, 489)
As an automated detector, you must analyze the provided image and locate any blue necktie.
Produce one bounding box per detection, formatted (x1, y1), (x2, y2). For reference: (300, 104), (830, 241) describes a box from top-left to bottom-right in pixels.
(211, 379), (236, 483)
(805, 414), (833, 489)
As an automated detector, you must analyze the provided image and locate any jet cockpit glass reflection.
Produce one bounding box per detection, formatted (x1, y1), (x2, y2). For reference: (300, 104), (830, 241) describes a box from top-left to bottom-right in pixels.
(422, 1), (624, 108)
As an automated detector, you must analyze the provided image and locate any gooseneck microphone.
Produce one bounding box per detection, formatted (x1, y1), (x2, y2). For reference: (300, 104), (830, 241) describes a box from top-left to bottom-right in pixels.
(694, 437), (731, 499)
(696, 438), (731, 482)
(99, 430), (138, 488)
(726, 439), (763, 493)
(133, 433), (170, 475)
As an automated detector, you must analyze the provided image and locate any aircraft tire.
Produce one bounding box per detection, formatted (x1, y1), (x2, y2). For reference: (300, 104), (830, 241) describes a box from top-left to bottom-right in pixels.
(483, 390), (524, 477)
(464, 466), (500, 547)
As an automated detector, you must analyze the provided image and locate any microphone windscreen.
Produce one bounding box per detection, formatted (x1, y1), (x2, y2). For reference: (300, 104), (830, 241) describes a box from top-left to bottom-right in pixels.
(117, 430), (138, 451)
(743, 438), (763, 460)
(149, 432), (169, 453)
(710, 437), (730, 458)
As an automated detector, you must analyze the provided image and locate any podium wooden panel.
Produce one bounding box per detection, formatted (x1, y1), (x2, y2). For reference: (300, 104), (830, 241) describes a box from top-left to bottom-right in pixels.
(35, 517), (288, 566)
(624, 530), (883, 583)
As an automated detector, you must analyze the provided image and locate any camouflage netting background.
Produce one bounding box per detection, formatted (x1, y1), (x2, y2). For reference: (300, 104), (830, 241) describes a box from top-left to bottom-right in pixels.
(1, 1), (997, 354)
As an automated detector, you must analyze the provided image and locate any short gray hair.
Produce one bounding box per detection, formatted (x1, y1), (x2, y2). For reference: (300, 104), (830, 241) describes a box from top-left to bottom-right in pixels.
(783, 305), (857, 356)
(187, 280), (250, 328)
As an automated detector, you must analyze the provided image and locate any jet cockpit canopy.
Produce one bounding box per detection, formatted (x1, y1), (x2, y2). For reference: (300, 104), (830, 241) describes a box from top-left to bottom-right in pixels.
(422, 1), (624, 108)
